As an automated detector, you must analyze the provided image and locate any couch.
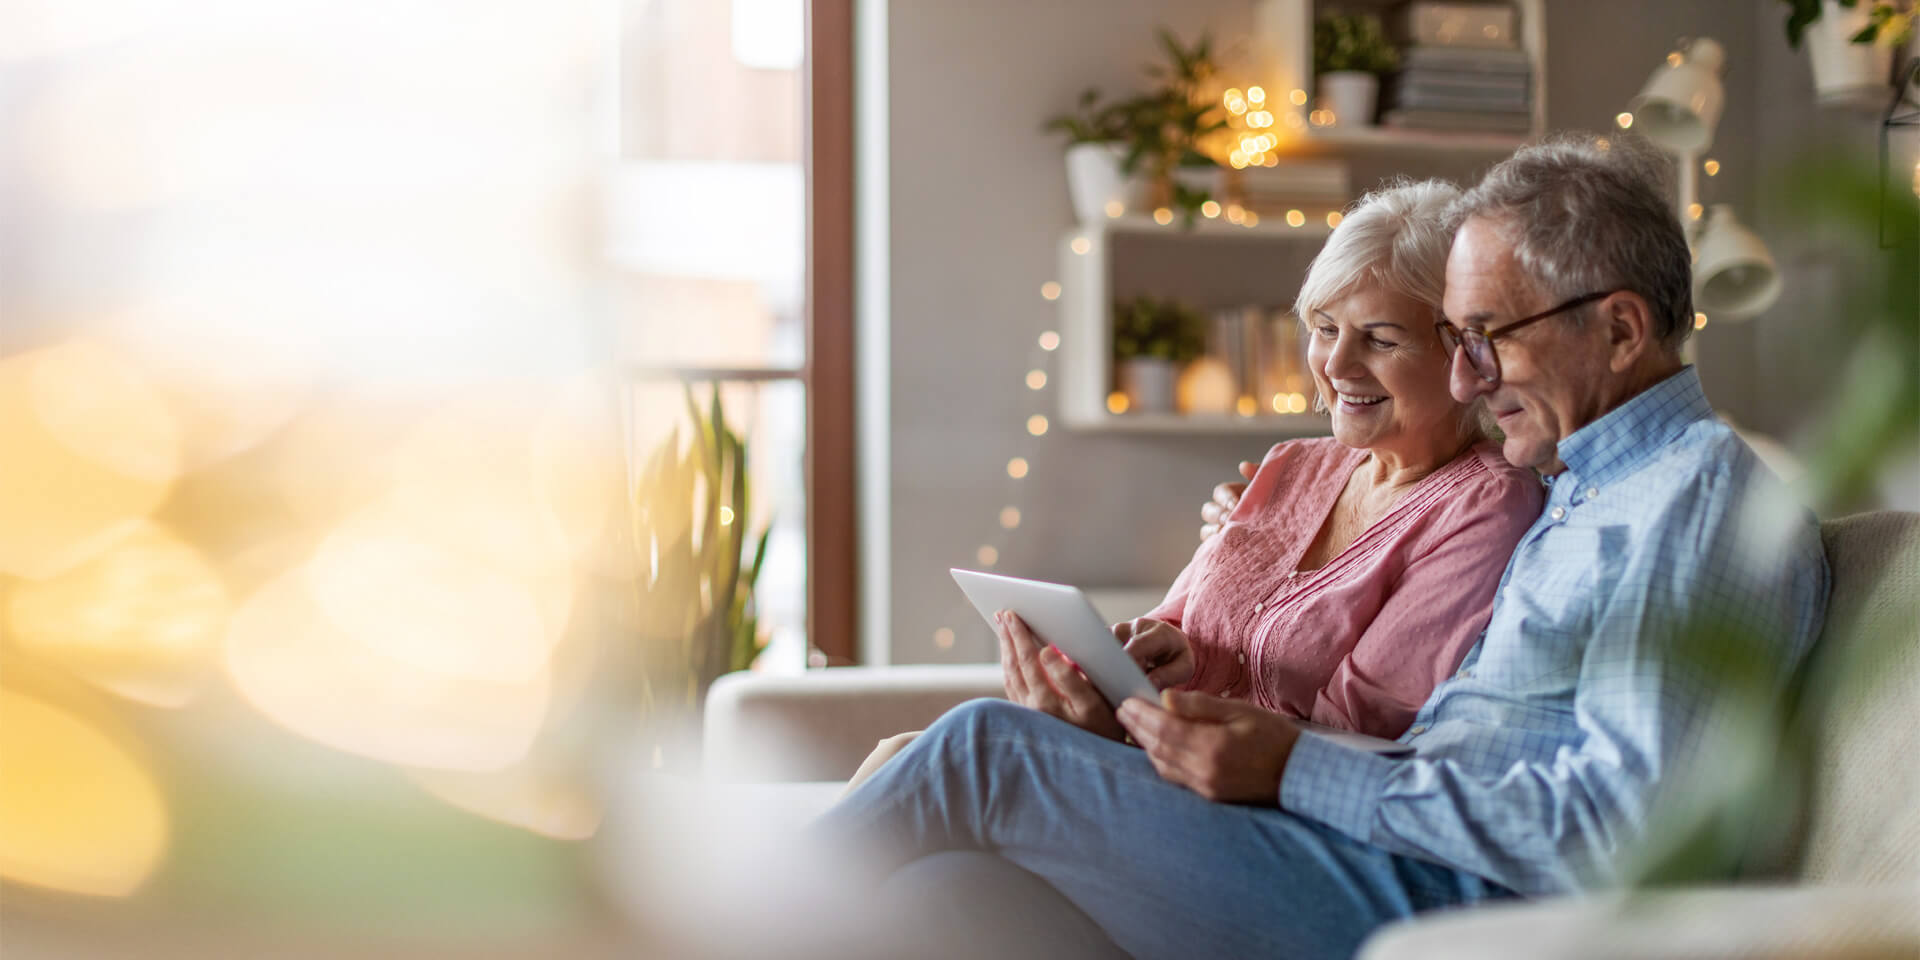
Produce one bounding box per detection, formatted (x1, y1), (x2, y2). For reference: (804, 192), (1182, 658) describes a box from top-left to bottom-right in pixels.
(702, 511), (1920, 957)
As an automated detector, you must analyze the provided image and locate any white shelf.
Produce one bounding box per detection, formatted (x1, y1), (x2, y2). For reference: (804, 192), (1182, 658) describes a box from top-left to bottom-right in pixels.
(1293, 126), (1531, 154)
(1079, 214), (1335, 240)
(1070, 411), (1328, 434)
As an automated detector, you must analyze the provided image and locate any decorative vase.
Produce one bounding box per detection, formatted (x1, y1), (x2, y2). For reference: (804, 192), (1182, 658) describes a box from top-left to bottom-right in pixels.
(1805, 0), (1894, 111)
(1176, 356), (1237, 414)
(1117, 357), (1177, 414)
(1318, 71), (1380, 128)
(1065, 142), (1143, 223)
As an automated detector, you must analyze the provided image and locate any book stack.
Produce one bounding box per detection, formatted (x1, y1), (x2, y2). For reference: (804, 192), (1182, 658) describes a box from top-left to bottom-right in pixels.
(1229, 159), (1350, 220)
(1382, 2), (1533, 136)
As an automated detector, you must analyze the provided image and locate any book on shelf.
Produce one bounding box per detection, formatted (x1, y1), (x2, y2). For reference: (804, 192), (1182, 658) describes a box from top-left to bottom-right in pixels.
(1399, 45), (1531, 74)
(1393, 2), (1520, 51)
(1386, 88), (1531, 113)
(1381, 107), (1532, 134)
(1206, 306), (1313, 410)
(1393, 69), (1532, 98)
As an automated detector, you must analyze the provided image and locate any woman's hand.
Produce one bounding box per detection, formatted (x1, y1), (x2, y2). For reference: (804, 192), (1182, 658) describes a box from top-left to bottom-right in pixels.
(995, 611), (1126, 740)
(1199, 461), (1258, 541)
(1111, 618), (1195, 690)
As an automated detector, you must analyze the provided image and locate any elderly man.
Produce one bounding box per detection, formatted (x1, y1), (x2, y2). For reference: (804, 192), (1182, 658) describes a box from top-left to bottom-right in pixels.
(812, 134), (1830, 960)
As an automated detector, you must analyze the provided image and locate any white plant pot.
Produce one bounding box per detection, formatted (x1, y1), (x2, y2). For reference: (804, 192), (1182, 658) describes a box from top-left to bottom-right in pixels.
(1805, 0), (1894, 110)
(1065, 142), (1144, 223)
(1118, 357), (1178, 414)
(1319, 71), (1380, 128)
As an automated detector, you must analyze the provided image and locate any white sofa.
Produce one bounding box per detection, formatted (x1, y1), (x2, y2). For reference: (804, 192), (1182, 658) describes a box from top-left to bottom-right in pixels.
(703, 512), (1920, 957)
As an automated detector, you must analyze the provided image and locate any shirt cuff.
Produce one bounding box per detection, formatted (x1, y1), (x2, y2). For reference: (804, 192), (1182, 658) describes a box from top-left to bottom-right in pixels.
(1277, 731), (1397, 843)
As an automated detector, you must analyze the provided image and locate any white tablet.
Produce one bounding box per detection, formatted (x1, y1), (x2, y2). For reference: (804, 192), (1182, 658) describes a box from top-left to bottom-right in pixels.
(951, 569), (1158, 708)
(951, 568), (1416, 758)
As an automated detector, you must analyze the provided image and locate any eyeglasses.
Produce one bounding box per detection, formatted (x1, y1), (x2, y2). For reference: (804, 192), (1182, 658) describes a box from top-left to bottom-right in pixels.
(1436, 290), (1620, 385)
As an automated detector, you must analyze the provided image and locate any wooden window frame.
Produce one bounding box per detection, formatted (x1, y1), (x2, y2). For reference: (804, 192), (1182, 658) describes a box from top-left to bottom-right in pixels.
(805, 0), (858, 664)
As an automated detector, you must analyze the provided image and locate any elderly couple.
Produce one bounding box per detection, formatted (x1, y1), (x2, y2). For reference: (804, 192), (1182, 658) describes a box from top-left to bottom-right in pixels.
(813, 134), (1832, 960)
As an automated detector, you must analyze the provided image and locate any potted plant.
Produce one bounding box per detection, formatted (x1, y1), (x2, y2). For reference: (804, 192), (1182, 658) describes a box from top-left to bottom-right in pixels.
(1781, 1), (1915, 108)
(630, 385), (772, 714)
(1045, 88), (1137, 224)
(1046, 29), (1227, 227)
(1112, 295), (1206, 414)
(1314, 12), (1399, 128)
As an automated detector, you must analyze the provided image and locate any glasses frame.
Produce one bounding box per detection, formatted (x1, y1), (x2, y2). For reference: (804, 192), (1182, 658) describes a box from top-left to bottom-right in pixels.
(1436, 290), (1620, 385)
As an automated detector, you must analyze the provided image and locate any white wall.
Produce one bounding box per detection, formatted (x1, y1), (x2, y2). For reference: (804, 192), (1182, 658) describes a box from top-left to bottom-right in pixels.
(870, 0), (1890, 664)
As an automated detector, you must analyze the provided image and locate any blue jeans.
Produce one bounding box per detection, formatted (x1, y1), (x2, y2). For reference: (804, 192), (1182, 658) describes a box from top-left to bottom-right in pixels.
(815, 699), (1513, 960)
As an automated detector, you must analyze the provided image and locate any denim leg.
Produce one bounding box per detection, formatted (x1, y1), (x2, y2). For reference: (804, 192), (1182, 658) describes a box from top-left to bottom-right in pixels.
(815, 699), (1509, 960)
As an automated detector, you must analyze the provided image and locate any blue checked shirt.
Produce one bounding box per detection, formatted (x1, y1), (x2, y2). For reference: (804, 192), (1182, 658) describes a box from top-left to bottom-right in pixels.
(1278, 367), (1830, 896)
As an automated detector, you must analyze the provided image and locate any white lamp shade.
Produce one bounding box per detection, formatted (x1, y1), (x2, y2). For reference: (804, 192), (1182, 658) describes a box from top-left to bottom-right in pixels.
(1693, 204), (1781, 318)
(1630, 37), (1726, 154)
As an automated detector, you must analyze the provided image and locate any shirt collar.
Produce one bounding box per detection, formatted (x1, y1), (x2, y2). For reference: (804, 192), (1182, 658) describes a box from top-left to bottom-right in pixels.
(1554, 366), (1714, 490)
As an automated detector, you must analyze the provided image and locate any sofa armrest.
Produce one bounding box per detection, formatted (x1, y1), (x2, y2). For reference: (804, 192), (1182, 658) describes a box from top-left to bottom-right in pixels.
(702, 665), (1006, 782)
(1359, 885), (1920, 960)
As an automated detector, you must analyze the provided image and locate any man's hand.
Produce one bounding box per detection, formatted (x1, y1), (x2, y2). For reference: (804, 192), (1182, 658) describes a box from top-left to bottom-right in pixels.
(1199, 461), (1258, 541)
(996, 611), (1126, 741)
(1116, 691), (1300, 805)
(1110, 617), (1195, 690)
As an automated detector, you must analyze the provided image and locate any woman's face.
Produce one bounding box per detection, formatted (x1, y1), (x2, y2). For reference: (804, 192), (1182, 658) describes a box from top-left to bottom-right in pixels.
(1306, 285), (1469, 460)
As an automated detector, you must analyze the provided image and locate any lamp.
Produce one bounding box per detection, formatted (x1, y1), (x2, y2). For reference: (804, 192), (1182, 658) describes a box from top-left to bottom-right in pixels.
(1692, 205), (1782, 317)
(1623, 37), (1781, 320)
(1630, 37), (1725, 154)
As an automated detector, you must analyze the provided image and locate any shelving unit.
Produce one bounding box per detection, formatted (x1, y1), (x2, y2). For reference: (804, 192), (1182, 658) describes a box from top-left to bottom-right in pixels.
(1053, 0), (1549, 434)
(1057, 218), (1330, 434)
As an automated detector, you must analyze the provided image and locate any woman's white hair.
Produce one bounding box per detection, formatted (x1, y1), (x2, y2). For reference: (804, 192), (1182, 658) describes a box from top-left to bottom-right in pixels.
(1293, 177), (1460, 323)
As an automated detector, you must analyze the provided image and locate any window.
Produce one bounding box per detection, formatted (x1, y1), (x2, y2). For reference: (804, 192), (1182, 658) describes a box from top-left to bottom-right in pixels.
(614, 0), (854, 666)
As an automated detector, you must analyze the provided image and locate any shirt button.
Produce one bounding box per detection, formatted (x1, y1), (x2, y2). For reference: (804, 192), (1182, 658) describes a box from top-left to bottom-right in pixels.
(1585, 487), (1598, 499)
(1254, 602), (1264, 613)
(1550, 506), (1566, 520)
(1408, 725), (1428, 736)
(1237, 652), (1246, 665)
(1457, 669), (1473, 679)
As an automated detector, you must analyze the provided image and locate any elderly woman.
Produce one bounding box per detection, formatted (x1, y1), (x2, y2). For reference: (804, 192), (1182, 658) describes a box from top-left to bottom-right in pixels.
(848, 179), (1540, 788)
(994, 178), (1542, 745)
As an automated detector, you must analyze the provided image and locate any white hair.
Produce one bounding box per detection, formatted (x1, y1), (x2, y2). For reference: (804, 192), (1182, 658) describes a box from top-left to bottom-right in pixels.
(1293, 178), (1461, 324)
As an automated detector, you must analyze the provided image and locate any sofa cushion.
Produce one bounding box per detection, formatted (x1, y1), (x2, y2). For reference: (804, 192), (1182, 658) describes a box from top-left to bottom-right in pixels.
(1796, 511), (1920, 884)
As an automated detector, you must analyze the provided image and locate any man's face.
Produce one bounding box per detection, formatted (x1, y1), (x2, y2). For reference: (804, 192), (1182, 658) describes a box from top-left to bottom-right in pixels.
(1442, 217), (1613, 475)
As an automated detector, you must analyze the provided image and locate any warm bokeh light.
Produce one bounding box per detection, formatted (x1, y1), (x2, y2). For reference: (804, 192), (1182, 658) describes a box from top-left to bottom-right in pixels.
(1289, 88), (1307, 106)
(224, 562), (554, 772)
(1103, 200), (1124, 218)
(1616, 111), (1634, 129)
(0, 690), (168, 897)
(1247, 85), (1266, 104)
(1235, 396), (1257, 417)
(1704, 158), (1721, 176)
(1696, 312), (1710, 330)
(975, 545), (998, 567)
(7, 521), (229, 707)
(1201, 200), (1221, 218)
(1006, 457), (1029, 479)
(1038, 331), (1061, 351)
(1026, 369), (1047, 390)
(1040, 281), (1061, 300)
(1326, 211), (1344, 228)
(999, 506), (1021, 529)
(1069, 236), (1090, 255)
(933, 627), (955, 649)
(0, 339), (182, 580)
(1152, 207), (1174, 225)
(1106, 392), (1130, 414)
(1688, 202), (1704, 220)
(1286, 209), (1305, 227)
(1026, 414), (1048, 436)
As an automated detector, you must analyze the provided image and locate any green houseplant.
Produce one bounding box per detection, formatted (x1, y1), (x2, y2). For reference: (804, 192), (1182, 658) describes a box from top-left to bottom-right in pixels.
(1046, 29), (1227, 227)
(1314, 12), (1399, 128)
(1779, 1), (1915, 107)
(630, 386), (771, 715)
(1112, 295), (1206, 414)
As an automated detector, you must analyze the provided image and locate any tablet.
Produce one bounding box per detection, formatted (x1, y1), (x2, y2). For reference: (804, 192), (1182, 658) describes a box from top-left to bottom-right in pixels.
(951, 568), (1158, 708)
(950, 568), (1416, 758)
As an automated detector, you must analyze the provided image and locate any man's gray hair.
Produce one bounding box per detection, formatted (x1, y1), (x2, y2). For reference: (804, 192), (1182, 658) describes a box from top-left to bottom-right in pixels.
(1293, 177), (1460, 324)
(1445, 132), (1695, 351)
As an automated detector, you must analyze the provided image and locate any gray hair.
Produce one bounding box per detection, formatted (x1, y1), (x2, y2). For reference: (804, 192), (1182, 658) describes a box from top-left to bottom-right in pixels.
(1293, 177), (1460, 323)
(1445, 132), (1694, 351)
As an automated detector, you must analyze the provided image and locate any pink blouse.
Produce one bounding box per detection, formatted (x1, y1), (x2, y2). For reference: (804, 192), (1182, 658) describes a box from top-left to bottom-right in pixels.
(1145, 437), (1543, 738)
